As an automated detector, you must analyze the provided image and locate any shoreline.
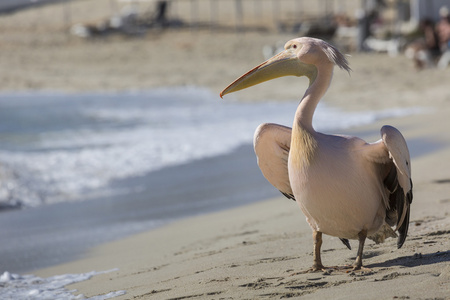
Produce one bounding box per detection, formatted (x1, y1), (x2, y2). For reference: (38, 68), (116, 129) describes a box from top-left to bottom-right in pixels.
(0, 143), (280, 274)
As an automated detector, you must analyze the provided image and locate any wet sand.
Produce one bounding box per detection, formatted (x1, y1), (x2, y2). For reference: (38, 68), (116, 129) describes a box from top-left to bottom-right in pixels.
(1, 1), (450, 299)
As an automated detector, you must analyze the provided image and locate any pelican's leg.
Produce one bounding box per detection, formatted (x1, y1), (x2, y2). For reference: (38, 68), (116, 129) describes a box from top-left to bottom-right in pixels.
(312, 231), (325, 271)
(352, 229), (367, 270)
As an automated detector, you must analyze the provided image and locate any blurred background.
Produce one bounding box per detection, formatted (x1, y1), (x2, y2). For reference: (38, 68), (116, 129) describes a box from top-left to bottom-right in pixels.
(2, 0), (450, 53)
(0, 0), (449, 273)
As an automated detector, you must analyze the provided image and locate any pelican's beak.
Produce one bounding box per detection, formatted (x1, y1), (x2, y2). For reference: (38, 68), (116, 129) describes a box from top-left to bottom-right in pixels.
(220, 49), (314, 98)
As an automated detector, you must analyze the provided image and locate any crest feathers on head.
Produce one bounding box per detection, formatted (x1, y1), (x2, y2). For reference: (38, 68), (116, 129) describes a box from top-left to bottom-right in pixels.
(322, 42), (352, 74)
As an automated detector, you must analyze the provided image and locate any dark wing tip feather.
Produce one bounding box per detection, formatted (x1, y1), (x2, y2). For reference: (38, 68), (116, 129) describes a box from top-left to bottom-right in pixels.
(383, 164), (413, 248)
(397, 187), (413, 248)
(280, 191), (296, 202)
(339, 238), (352, 250)
(397, 206), (410, 248)
(408, 179), (413, 204)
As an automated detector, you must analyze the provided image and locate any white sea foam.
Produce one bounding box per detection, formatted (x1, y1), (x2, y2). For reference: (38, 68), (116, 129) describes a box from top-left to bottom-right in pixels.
(0, 269), (125, 300)
(0, 88), (426, 207)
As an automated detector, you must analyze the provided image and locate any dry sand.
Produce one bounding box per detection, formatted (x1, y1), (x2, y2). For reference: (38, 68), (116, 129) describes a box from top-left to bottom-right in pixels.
(2, 1), (450, 299)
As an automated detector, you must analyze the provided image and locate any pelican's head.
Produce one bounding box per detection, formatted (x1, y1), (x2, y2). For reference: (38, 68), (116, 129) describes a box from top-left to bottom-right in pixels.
(220, 37), (350, 98)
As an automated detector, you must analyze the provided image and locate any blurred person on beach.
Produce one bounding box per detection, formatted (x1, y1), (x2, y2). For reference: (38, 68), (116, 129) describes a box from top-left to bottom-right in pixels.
(436, 6), (450, 69)
(405, 18), (440, 69)
(356, 0), (386, 51)
(406, 6), (450, 70)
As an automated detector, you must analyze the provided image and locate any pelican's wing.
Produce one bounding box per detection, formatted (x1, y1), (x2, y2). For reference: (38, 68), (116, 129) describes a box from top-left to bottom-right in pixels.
(254, 123), (352, 250)
(253, 123), (294, 200)
(364, 125), (413, 248)
(381, 125), (413, 248)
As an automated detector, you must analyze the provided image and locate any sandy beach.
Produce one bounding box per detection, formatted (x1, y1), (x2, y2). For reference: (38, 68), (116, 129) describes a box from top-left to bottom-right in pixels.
(35, 111), (450, 300)
(1, 1), (450, 299)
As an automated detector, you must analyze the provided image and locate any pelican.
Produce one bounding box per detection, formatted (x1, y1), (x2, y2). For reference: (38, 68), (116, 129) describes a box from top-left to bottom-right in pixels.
(220, 37), (412, 271)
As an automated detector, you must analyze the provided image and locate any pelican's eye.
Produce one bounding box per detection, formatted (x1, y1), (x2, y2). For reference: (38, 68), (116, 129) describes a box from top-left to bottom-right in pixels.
(293, 44), (297, 49)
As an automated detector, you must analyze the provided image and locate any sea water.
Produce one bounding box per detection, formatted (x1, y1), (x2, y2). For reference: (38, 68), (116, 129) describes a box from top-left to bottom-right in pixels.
(0, 87), (421, 209)
(0, 269), (125, 299)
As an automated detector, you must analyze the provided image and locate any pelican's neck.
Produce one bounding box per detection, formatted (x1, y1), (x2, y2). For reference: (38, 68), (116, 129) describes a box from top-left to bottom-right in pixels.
(289, 63), (334, 168)
(294, 63), (334, 133)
